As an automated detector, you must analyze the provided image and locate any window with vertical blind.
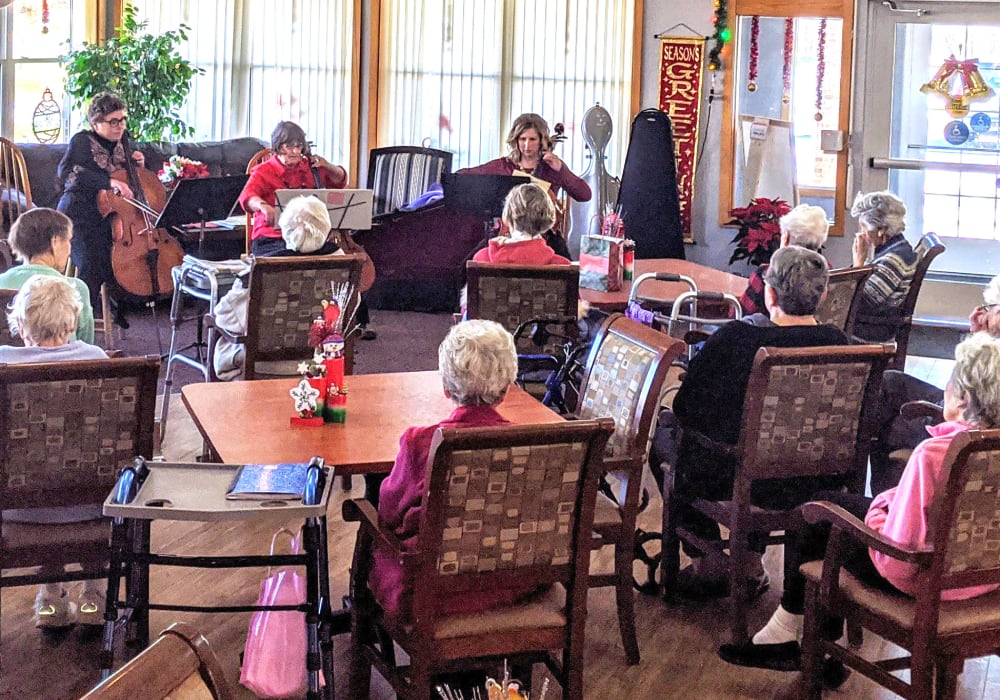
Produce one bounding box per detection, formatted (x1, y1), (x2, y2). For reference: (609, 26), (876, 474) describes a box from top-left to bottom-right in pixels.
(131, 1), (357, 168)
(377, 0), (639, 175)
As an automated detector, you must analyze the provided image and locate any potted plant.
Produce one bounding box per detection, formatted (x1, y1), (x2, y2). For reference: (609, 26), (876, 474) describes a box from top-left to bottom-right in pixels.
(726, 197), (792, 267)
(61, 3), (202, 142)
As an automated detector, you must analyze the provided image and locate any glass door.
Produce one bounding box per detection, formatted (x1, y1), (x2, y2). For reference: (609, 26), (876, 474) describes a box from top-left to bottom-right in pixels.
(856, 0), (1000, 277)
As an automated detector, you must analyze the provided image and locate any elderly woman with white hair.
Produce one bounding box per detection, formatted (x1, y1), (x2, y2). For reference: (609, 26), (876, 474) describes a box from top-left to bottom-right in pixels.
(371, 319), (540, 621)
(721, 332), (1000, 688)
(738, 203), (829, 317)
(211, 195), (340, 380)
(850, 190), (918, 341)
(869, 273), (1000, 494)
(1, 275), (108, 630)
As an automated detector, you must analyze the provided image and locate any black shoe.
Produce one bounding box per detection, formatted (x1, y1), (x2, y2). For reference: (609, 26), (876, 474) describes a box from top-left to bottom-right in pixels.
(112, 307), (129, 330)
(673, 565), (770, 600)
(821, 658), (851, 690)
(718, 640), (802, 672)
(360, 326), (377, 340)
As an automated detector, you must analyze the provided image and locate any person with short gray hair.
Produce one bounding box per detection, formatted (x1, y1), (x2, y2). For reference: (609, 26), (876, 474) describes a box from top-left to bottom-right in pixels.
(0, 274), (108, 631)
(371, 319), (536, 621)
(850, 190), (918, 341)
(649, 245), (848, 599)
(738, 204), (830, 317)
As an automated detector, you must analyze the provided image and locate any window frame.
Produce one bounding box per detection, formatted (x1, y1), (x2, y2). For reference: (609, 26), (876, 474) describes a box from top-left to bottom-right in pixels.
(718, 0), (855, 237)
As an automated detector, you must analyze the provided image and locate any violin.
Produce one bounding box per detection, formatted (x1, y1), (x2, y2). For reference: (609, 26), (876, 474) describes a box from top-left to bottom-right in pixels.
(97, 134), (184, 299)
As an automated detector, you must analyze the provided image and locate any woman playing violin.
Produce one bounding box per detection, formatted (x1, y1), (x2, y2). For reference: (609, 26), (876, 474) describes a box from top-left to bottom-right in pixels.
(462, 113), (591, 260)
(239, 121), (349, 257)
(56, 92), (145, 323)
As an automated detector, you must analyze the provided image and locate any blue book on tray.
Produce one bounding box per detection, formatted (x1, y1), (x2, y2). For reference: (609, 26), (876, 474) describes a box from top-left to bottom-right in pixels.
(226, 462), (309, 500)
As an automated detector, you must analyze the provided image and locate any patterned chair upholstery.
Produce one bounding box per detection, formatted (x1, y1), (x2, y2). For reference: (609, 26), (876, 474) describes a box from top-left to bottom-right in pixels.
(575, 314), (685, 664)
(798, 428), (1000, 700)
(661, 343), (895, 644)
(366, 146), (452, 217)
(343, 419), (615, 700)
(465, 261), (580, 362)
(814, 265), (872, 337)
(205, 254), (364, 381)
(0, 355), (158, 589)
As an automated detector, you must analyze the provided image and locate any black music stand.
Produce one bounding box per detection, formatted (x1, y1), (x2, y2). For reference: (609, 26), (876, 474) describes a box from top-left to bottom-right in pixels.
(155, 175), (249, 258)
(441, 173), (530, 219)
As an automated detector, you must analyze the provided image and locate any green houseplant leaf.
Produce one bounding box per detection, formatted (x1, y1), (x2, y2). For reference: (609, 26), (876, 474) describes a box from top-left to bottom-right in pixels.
(61, 3), (203, 142)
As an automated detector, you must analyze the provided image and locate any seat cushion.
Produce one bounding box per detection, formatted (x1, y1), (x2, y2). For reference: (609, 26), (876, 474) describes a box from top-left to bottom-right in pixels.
(801, 561), (1000, 636)
(432, 584), (565, 640)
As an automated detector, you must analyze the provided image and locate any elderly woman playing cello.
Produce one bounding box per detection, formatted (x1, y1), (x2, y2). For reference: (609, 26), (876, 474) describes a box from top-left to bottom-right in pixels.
(56, 93), (146, 327)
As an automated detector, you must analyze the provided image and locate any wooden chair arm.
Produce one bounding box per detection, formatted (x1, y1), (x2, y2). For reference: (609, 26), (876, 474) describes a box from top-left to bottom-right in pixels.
(342, 498), (409, 559)
(899, 400), (943, 422)
(801, 501), (933, 564)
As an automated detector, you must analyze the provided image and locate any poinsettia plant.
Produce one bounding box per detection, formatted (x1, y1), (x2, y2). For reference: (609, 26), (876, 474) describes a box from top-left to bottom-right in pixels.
(726, 197), (792, 267)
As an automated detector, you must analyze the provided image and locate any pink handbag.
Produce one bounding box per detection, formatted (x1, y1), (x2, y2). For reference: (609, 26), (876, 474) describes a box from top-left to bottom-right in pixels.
(240, 528), (318, 698)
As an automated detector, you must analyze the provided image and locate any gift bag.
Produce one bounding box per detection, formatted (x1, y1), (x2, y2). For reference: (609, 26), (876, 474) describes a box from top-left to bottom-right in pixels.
(579, 234), (624, 292)
(240, 529), (318, 698)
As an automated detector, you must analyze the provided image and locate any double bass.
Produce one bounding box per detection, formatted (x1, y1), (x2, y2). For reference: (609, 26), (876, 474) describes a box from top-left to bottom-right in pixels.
(97, 135), (184, 299)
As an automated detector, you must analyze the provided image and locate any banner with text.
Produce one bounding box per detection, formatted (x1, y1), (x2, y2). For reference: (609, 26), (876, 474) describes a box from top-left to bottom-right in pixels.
(659, 37), (705, 243)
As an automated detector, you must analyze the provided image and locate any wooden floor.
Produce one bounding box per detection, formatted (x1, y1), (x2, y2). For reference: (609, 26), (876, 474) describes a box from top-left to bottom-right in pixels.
(4, 356), (1000, 699)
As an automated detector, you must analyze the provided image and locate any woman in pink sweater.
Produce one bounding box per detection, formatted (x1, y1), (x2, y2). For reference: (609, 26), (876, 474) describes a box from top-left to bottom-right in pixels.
(370, 319), (540, 621)
(719, 331), (1000, 678)
(471, 183), (571, 265)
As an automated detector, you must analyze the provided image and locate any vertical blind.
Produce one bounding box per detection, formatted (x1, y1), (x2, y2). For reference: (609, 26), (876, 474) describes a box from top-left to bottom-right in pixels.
(377, 0), (637, 175)
(131, 0), (356, 168)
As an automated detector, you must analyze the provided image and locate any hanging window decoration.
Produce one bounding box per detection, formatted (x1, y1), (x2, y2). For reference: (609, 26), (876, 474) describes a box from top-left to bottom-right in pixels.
(920, 55), (994, 118)
(781, 18), (794, 104)
(32, 88), (61, 143)
(815, 19), (826, 121)
(41, 0), (49, 33)
(747, 16), (760, 92)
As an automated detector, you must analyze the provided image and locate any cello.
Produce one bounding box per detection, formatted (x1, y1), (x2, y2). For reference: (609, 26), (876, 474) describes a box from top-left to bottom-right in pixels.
(97, 134), (184, 299)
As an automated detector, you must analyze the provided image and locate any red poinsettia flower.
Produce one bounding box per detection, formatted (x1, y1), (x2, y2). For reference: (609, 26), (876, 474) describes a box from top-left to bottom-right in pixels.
(726, 197), (792, 267)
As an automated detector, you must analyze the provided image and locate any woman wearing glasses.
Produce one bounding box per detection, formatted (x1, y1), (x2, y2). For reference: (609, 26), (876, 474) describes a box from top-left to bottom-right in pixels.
(238, 120), (348, 257)
(55, 92), (145, 325)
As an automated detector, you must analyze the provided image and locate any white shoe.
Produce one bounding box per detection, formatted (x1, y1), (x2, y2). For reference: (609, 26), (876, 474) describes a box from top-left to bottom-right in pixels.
(33, 586), (75, 629)
(75, 585), (106, 627)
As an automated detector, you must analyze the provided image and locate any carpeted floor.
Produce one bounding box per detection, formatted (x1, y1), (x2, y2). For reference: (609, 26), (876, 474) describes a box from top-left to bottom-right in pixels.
(109, 297), (455, 394)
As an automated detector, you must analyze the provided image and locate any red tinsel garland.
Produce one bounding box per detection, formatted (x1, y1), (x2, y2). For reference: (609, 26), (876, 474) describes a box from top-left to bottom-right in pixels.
(782, 18), (794, 104)
(748, 16), (760, 91)
(815, 19), (827, 121)
(41, 0), (49, 34)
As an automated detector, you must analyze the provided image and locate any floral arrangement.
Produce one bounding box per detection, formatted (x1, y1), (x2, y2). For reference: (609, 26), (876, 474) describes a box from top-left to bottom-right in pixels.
(157, 155), (209, 188)
(726, 197), (791, 267)
(437, 666), (547, 700)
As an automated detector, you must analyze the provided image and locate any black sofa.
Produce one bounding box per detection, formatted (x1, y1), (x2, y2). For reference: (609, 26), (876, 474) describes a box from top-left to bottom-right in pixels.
(18, 136), (266, 209)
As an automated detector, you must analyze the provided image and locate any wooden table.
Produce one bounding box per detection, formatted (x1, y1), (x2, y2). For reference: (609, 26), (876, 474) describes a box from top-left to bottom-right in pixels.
(181, 370), (563, 474)
(579, 258), (747, 312)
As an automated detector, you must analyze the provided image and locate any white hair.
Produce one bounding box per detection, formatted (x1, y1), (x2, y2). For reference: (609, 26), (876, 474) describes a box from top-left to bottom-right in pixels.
(952, 331), (1000, 428)
(278, 195), (331, 254)
(7, 275), (81, 344)
(780, 204), (829, 251)
(851, 191), (907, 238)
(983, 275), (1000, 306)
(438, 320), (518, 406)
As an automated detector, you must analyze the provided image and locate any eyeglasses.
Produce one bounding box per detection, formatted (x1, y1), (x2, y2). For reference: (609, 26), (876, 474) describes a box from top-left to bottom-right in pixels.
(101, 117), (128, 128)
(976, 303), (1000, 313)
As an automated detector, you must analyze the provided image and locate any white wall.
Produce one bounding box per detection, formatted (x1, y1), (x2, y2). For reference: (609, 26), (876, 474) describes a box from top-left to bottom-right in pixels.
(640, 3), (855, 271)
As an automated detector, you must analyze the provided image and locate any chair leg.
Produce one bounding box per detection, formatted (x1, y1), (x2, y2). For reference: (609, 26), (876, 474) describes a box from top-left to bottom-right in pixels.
(934, 656), (963, 700)
(347, 611), (373, 700)
(407, 658), (435, 700)
(846, 619), (863, 649)
(99, 283), (115, 350)
(660, 479), (681, 599)
(614, 536), (641, 665)
(799, 582), (824, 700)
(728, 533), (751, 645)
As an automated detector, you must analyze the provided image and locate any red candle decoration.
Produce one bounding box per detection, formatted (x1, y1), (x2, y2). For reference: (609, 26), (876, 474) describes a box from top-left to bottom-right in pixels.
(747, 16), (760, 92)
(782, 18), (794, 105)
(815, 19), (827, 121)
